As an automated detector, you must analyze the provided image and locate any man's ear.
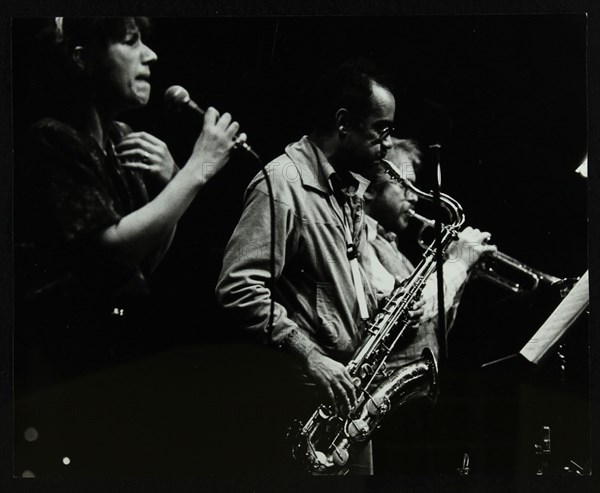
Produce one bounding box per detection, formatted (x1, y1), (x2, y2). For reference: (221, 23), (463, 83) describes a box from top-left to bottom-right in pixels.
(71, 46), (86, 71)
(363, 187), (375, 202)
(335, 108), (350, 135)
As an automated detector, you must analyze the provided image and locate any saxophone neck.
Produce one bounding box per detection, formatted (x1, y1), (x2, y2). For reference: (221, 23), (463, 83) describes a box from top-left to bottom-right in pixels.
(379, 158), (465, 233)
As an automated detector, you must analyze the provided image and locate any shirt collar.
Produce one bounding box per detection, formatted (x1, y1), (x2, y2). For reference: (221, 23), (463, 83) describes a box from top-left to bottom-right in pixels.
(284, 135), (370, 197)
(344, 170), (371, 198)
(365, 214), (400, 244)
(365, 214), (379, 242)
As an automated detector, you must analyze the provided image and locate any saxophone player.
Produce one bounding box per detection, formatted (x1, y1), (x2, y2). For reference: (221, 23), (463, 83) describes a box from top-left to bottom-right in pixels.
(216, 60), (424, 475)
(362, 138), (496, 473)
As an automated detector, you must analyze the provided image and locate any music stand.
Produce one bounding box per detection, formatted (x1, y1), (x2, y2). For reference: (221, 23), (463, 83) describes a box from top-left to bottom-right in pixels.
(481, 271), (589, 373)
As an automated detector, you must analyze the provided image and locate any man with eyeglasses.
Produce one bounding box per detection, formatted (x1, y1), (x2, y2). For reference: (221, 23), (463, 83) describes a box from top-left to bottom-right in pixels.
(362, 138), (495, 473)
(216, 60), (415, 474)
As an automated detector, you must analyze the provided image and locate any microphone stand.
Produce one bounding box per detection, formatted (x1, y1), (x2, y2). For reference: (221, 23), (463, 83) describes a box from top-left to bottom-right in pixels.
(430, 143), (447, 361)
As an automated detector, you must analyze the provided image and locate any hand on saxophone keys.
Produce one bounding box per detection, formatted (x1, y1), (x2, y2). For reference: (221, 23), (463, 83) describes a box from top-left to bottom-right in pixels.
(304, 350), (358, 414)
(408, 297), (426, 330)
(392, 280), (426, 330)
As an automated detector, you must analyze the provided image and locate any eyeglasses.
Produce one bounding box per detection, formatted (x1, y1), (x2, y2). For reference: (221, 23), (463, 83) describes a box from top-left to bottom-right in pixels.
(375, 125), (394, 144)
(354, 117), (394, 144)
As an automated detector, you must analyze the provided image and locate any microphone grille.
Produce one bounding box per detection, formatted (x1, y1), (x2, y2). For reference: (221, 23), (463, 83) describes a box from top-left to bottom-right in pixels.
(164, 85), (190, 109)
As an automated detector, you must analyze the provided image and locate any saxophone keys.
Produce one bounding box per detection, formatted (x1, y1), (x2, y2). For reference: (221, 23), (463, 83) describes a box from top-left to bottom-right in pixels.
(314, 450), (334, 470)
(318, 406), (333, 419)
(332, 446), (350, 467)
(359, 363), (373, 379)
(378, 362), (390, 378)
(366, 323), (378, 335)
(366, 395), (390, 416)
(347, 418), (370, 441)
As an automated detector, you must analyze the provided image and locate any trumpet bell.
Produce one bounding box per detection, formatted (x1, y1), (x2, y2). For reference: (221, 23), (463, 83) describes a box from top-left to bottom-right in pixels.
(474, 251), (566, 294)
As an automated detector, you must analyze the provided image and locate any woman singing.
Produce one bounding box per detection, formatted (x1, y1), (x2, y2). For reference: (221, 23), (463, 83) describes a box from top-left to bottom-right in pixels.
(16, 17), (244, 376)
(14, 17), (250, 476)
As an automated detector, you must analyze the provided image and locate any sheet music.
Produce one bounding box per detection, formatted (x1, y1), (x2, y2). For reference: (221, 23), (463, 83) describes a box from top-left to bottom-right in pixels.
(520, 271), (589, 365)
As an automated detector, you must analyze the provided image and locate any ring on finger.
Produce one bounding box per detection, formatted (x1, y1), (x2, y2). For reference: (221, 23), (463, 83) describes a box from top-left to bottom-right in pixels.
(142, 151), (150, 164)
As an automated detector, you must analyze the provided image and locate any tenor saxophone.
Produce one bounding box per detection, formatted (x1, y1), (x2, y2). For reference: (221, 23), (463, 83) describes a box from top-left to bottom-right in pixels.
(288, 158), (465, 475)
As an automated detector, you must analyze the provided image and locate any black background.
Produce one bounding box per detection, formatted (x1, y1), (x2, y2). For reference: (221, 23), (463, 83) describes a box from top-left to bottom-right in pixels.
(12, 14), (589, 327)
(8, 10), (595, 491)
(12, 15), (588, 300)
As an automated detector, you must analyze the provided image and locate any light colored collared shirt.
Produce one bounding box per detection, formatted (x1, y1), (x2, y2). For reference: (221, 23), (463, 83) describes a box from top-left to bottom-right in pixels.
(216, 136), (376, 363)
(363, 215), (470, 366)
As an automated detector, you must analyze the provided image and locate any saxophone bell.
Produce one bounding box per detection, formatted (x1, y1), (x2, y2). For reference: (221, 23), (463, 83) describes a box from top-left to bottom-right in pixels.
(289, 349), (438, 475)
(289, 157), (461, 475)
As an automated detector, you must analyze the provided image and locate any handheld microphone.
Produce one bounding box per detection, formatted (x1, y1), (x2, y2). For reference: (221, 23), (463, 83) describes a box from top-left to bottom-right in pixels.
(164, 85), (258, 160)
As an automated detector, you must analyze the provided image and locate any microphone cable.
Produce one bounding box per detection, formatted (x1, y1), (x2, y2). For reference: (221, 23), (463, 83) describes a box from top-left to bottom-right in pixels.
(164, 85), (277, 340)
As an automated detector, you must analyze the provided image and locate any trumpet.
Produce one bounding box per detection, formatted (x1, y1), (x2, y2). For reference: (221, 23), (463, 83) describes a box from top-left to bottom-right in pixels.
(407, 208), (564, 294)
(379, 159), (565, 295)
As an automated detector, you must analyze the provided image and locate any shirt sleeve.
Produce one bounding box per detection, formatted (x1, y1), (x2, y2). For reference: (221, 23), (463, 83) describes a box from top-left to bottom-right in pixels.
(419, 260), (470, 331)
(215, 171), (320, 360)
(28, 120), (123, 244)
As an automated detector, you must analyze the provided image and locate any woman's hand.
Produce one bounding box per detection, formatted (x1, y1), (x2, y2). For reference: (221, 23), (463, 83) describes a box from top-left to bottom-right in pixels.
(98, 110), (246, 267)
(186, 107), (247, 185)
(116, 132), (178, 185)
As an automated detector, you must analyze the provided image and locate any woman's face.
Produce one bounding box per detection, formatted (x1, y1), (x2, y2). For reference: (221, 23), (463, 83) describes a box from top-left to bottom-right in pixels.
(91, 22), (157, 112)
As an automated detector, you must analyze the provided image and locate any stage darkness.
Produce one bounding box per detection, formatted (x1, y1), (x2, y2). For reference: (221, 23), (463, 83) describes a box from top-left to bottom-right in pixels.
(12, 15), (588, 477)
